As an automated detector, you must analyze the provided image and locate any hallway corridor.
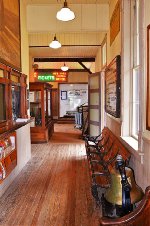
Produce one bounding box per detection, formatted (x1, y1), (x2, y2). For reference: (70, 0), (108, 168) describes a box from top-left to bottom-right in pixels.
(0, 124), (100, 226)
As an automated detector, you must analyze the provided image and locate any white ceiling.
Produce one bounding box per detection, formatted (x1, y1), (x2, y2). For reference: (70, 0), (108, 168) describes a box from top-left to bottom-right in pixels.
(31, 46), (97, 71)
(30, 46), (99, 58)
(36, 62), (94, 70)
(24, 0), (110, 5)
(26, 0), (109, 72)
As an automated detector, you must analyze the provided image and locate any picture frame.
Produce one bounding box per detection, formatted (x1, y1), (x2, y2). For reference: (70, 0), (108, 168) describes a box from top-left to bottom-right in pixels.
(146, 25), (150, 130)
(0, 0), (21, 71)
(61, 91), (67, 100)
(105, 55), (121, 118)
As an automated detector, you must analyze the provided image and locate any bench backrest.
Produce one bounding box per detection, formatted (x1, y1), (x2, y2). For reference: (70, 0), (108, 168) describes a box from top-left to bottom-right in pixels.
(101, 127), (131, 165)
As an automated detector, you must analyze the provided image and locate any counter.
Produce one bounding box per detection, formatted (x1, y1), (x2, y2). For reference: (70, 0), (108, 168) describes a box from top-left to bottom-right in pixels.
(0, 121), (31, 197)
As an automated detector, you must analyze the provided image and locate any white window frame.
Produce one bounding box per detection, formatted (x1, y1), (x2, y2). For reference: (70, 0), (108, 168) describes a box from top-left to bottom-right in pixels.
(121, 0), (140, 151)
(130, 0), (140, 139)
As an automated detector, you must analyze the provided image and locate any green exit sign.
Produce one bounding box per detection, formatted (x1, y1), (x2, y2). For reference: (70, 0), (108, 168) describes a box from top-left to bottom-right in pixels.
(38, 74), (55, 82)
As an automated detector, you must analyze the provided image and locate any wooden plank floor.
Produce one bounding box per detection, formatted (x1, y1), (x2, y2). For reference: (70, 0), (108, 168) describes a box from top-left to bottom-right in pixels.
(0, 124), (100, 226)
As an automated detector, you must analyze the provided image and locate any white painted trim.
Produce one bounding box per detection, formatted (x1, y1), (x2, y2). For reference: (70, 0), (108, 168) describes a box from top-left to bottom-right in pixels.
(142, 131), (150, 144)
(121, 136), (138, 151)
(106, 113), (121, 123)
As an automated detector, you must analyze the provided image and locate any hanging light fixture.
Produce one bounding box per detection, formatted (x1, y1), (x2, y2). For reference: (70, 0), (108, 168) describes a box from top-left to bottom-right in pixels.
(61, 63), (69, 71)
(49, 34), (61, 49)
(56, 0), (75, 22)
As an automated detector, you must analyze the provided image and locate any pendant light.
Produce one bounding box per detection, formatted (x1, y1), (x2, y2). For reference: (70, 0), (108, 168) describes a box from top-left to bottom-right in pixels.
(56, 0), (75, 22)
(49, 34), (61, 49)
(61, 63), (69, 71)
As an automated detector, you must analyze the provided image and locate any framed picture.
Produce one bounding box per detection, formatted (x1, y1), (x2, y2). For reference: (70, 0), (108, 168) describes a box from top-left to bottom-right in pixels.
(61, 91), (67, 100)
(105, 55), (121, 118)
(147, 25), (150, 130)
(0, 0), (21, 71)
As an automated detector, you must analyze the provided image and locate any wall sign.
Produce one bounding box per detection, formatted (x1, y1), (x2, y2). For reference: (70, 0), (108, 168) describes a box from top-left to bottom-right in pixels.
(38, 75), (55, 82)
(37, 72), (68, 82)
(105, 55), (121, 118)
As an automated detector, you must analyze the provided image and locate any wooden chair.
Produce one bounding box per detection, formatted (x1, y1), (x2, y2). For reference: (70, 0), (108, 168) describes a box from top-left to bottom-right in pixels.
(100, 186), (150, 226)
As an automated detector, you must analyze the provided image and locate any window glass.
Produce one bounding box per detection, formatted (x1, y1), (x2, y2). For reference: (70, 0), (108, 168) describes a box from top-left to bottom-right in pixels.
(0, 69), (4, 78)
(48, 91), (51, 117)
(101, 35), (107, 68)
(0, 84), (6, 121)
(102, 42), (107, 66)
(12, 86), (21, 120)
(132, 67), (139, 138)
(133, 0), (139, 67)
(30, 91), (42, 126)
(131, 0), (139, 138)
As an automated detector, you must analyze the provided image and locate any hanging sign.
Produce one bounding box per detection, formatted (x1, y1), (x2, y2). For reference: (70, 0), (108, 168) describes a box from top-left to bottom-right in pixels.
(38, 74), (55, 82)
(36, 72), (68, 82)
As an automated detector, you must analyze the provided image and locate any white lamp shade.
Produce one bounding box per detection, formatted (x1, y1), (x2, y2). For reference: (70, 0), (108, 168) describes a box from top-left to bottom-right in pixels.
(61, 63), (69, 71)
(49, 35), (61, 49)
(56, 3), (75, 22)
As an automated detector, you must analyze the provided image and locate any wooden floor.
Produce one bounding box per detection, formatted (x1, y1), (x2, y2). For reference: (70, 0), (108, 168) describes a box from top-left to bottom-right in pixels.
(0, 124), (100, 226)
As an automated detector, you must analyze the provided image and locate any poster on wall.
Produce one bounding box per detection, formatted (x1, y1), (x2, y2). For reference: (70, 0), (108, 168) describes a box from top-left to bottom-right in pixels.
(0, 0), (21, 70)
(147, 25), (150, 130)
(61, 91), (67, 100)
(105, 55), (121, 118)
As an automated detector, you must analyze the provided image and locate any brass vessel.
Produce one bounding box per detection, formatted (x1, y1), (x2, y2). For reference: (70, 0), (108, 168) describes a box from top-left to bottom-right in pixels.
(105, 166), (144, 206)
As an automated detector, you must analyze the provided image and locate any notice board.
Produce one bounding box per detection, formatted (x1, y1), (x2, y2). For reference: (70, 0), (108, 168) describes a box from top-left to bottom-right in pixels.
(105, 55), (121, 118)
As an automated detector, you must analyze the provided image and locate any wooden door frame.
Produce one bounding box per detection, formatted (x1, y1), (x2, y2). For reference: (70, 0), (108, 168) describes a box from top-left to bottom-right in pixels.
(88, 72), (101, 135)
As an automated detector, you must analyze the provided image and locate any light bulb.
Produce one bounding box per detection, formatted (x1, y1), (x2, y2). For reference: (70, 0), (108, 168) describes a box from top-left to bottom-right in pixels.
(56, 1), (75, 22)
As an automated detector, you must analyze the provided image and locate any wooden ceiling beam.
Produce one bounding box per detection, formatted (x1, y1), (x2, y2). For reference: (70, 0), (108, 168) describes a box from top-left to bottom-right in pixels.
(35, 69), (88, 73)
(78, 61), (92, 74)
(34, 58), (95, 62)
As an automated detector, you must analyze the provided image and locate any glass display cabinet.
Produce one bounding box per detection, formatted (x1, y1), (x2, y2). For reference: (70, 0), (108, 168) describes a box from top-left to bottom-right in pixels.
(0, 63), (27, 127)
(29, 82), (54, 143)
(0, 63), (28, 183)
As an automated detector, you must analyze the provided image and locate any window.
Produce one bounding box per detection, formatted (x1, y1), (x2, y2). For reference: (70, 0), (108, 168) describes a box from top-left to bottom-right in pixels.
(132, 67), (139, 138)
(131, 0), (140, 138)
(101, 35), (107, 69)
(0, 84), (6, 121)
(12, 86), (21, 120)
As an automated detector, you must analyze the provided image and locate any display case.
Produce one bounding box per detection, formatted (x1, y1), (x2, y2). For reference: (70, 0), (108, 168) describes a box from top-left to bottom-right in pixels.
(29, 82), (54, 143)
(0, 63), (28, 132)
(0, 132), (17, 183)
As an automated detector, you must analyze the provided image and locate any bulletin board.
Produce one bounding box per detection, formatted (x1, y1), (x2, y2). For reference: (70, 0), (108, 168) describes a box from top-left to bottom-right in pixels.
(105, 55), (121, 118)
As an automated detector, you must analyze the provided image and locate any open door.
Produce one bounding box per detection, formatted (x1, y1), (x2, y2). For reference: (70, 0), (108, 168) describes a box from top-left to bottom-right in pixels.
(89, 72), (103, 136)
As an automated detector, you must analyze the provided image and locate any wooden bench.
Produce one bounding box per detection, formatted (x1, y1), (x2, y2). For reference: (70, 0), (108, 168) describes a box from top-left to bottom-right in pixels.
(85, 127), (131, 201)
(100, 186), (150, 226)
(85, 127), (116, 165)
